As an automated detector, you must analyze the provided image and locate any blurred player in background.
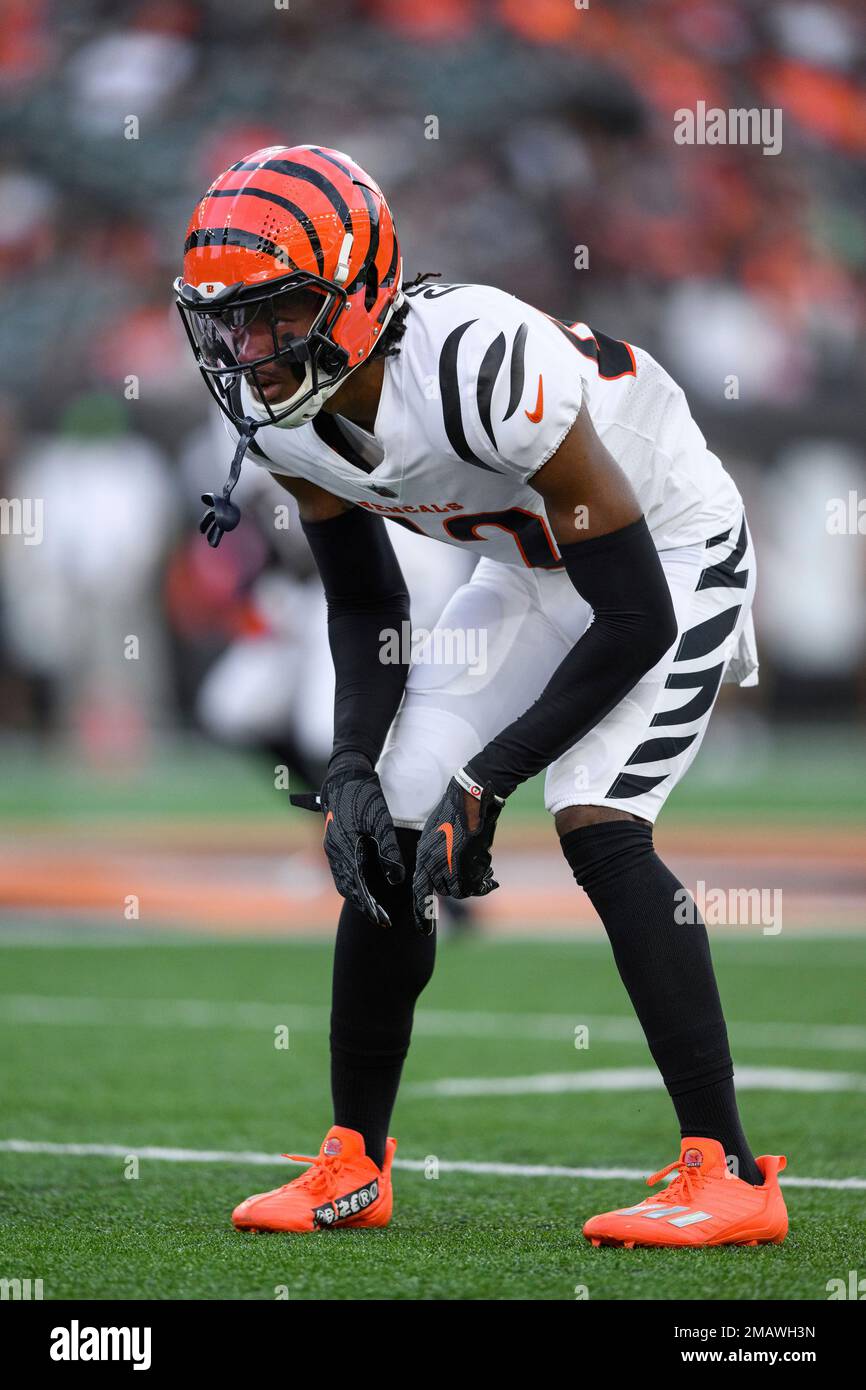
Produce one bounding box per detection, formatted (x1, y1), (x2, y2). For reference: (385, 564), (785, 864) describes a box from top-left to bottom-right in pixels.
(192, 430), (475, 792)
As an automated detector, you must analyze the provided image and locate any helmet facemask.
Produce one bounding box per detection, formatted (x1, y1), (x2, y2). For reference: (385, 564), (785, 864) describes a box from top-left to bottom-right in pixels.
(174, 273), (352, 431)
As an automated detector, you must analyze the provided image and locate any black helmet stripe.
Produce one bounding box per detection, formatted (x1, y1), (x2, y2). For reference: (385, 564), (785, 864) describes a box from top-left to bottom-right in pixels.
(306, 147), (356, 181)
(202, 187), (325, 274)
(380, 224), (399, 289)
(235, 158), (353, 234)
(343, 181), (379, 296)
(183, 226), (299, 270)
(303, 149), (380, 296)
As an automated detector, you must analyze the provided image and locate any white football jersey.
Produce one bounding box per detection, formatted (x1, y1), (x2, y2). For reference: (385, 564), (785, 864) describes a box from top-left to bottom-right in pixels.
(239, 281), (743, 568)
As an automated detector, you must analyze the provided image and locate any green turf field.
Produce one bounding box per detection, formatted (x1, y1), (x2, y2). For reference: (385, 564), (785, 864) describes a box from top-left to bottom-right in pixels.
(1, 934), (864, 1300)
(0, 723), (865, 826)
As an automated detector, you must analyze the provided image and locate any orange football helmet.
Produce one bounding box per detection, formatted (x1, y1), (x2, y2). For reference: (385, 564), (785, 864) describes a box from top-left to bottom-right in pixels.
(174, 144), (403, 544)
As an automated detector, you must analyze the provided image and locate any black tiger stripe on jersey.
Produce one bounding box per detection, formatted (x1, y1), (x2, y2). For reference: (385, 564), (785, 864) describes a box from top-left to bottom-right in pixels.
(624, 732), (698, 765)
(606, 733), (698, 798)
(551, 318), (636, 380)
(592, 327), (637, 378)
(605, 770), (669, 799)
(503, 322), (528, 421)
(650, 663), (725, 727)
(201, 188), (325, 274)
(600, 589), (743, 795)
(477, 332), (506, 450)
(312, 413), (375, 474)
(675, 604), (741, 662)
(697, 516), (748, 591)
(438, 321), (501, 472)
(234, 158), (354, 235)
(705, 527), (732, 548)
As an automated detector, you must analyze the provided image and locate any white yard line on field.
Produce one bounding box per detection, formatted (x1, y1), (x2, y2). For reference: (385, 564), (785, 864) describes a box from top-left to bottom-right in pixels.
(407, 1066), (866, 1098)
(1, 993), (866, 1053)
(0, 1137), (863, 1192)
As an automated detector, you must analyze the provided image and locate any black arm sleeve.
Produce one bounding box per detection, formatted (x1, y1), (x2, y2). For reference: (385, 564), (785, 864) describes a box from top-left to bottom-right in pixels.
(467, 516), (678, 798)
(301, 506), (411, 768)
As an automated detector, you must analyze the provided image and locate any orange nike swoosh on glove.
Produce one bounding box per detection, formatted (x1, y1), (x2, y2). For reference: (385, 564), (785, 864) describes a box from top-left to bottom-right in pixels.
(437, 821), (454, 872)
(525, 375), (543, 422)
(323, 810), (334, 842)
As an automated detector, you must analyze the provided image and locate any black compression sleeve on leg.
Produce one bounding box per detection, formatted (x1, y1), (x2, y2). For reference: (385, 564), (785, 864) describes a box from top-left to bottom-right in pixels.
(330, 829), (434, 1167)
(302, 507), (410, 768)
(561, 819), (763, 1185)
(468, 517), (677, 797)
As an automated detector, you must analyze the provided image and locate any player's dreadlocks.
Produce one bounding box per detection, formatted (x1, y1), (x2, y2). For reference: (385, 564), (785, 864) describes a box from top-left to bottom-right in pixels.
(371, 271), (441, 360)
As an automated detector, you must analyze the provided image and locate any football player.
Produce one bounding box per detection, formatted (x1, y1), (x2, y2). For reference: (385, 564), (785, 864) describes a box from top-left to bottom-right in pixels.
(175, 145), (788, 1247)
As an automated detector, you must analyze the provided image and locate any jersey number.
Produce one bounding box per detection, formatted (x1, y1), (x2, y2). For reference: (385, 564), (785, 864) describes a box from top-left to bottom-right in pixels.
(445, 508), (561, 569)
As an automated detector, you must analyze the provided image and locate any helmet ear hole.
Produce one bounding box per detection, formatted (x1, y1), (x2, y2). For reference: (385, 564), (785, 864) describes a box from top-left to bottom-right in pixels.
(364, 262), (378, 312)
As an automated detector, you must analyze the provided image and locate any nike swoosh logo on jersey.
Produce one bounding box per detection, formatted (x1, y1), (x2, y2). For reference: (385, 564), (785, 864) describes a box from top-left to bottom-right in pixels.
(525, 375), (544, 423)
(436, 822), (454, 873)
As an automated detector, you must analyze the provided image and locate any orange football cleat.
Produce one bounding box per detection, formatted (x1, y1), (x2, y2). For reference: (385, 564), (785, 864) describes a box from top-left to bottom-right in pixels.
(232, 1126), (396, 1233)
(583, 1137), (788, 1248)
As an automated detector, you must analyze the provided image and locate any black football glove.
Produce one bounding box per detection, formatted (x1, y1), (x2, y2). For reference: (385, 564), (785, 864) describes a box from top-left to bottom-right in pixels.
(412, 767), (505, 933)
(290, 752), (404, 927)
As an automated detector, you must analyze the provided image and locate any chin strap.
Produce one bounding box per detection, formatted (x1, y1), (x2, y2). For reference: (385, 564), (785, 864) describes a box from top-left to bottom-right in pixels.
(199, 416), (260, 548)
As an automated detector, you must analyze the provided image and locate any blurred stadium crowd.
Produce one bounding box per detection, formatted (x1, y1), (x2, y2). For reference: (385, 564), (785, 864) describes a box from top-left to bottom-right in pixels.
(0, 0), (864, 764)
